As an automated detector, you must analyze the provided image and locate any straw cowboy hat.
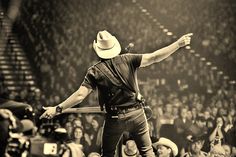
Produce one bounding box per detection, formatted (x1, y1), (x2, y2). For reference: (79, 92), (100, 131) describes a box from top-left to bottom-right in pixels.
(88, 152), (101, 157)
(93, 30), (121, 59)
(152, 137), (178, 157)
(121, 140), (139, 157)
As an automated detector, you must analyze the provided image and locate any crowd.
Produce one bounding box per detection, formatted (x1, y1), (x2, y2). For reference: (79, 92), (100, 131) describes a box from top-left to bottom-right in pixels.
(0, 0), (235, 156)
(138, 0), (236, 78)
(1, 87), (236, 156)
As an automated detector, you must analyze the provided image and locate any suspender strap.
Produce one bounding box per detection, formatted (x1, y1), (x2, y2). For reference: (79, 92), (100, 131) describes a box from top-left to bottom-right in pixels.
(95, 62), (122, 87)
(111, 59), (134, 92)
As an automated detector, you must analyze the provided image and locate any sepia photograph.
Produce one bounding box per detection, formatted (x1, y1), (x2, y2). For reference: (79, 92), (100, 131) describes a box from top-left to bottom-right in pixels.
(0, 0), (236, 156)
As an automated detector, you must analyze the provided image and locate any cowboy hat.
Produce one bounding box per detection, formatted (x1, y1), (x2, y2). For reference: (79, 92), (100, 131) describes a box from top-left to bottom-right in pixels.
(93, 30), (121, 59)
(152, 137), (178, 157)
(88, 152), (101, 157)
(187, 132), (206, 144)
(121, 140), (139, 157)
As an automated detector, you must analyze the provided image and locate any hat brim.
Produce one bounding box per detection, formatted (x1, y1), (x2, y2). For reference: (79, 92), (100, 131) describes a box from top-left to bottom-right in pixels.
(93, 36), (121, 59)
(121, 144), (138, 157)
(153, 140), (178, 157)
(188, 133), (206, 143)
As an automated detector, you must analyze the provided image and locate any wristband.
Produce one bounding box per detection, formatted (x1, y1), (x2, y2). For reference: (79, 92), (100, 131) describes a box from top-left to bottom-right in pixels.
(56, 105), (63, 114)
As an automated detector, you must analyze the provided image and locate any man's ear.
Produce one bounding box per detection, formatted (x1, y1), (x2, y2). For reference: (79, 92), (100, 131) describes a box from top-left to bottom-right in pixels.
(93, 40), (96, 50)
(168, 148), (172, 154)
(201, 140), (205, 146)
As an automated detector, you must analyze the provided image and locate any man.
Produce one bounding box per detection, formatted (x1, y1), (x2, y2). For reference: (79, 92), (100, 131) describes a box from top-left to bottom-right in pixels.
(40, 30), (192, 157)
(173, 107), (193, 154)
(152, 137), (178, 157)
(160, 103), (175, 125)
(186, 116), (207, 138)
(183, 133), (208, 157)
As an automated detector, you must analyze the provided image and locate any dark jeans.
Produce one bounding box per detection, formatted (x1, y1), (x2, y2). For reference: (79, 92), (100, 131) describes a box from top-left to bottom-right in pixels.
(101, 108), (155, 157)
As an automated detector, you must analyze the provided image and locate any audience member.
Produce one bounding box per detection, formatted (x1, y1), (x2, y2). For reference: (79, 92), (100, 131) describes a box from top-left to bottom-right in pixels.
(173, 107), (192, 153)
(121, 140), (140, 157)
(69, 126), (90, 156)
(153, 137), (178, 157)
(183, 133), (207, 157)
(208, 145), (225, 157)
(208, 116), (227, 148)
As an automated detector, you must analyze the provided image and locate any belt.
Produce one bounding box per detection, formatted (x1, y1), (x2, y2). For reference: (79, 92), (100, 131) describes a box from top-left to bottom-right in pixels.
(106, 104), (143, 118)
(116, 104), (142, 113)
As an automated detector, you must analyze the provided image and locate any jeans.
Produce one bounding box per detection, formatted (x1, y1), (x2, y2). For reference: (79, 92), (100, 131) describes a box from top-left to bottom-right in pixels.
(101, 108), (155, 157)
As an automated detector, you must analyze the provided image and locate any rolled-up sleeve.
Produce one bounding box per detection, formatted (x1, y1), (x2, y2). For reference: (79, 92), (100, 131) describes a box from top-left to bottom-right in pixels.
(125, 54), (142, 68)
(81, 67), (96, 90)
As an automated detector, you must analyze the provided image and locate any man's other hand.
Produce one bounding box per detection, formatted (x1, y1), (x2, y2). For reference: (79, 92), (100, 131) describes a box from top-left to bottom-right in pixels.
(177, 33), (193, 48)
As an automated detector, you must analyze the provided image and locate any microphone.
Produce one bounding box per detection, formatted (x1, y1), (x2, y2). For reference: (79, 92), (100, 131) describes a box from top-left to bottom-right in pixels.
(125, 43), (134, 53)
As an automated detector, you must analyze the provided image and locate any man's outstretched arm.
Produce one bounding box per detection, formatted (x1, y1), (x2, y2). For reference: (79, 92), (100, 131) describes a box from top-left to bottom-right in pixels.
(140, 33), (193, 67)
(40, 85), (92, 119)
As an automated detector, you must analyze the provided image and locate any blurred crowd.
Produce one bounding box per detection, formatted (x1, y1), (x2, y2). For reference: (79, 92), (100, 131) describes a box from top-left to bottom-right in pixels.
(0, 0), (235, 156)
(138, 0), (236, 77)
